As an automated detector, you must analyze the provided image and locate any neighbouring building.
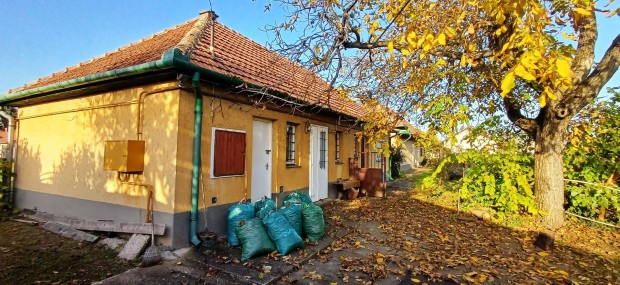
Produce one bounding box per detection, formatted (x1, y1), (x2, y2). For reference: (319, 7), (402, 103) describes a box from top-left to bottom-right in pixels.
(390, 122), (424, 175)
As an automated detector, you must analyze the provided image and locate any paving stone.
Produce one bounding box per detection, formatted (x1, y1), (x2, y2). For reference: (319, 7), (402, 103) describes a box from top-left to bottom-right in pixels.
(161, 249), (179, 261)
(99, 237), (126, 251)
(118, 234), (150, 260)
(173, 247), (193, 258)
(43, 221), (98, 243)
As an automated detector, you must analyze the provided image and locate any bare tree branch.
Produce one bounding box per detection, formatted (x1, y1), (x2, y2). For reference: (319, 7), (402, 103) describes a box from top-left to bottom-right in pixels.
(342, 40), (495, 60)
(503, 94), (538, 136)
(571, 13), (597, 86)
(560, 33), (620, 118)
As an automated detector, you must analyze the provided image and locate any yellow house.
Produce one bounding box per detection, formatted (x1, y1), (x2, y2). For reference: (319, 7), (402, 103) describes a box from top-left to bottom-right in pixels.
(0, 12), (369, 248)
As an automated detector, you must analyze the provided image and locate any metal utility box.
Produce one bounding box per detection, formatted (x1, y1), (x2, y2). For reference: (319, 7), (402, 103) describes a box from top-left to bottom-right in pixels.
(104, 140), (145, 172)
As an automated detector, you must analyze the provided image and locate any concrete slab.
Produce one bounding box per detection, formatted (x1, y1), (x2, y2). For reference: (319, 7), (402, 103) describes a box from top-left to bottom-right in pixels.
(118, 234), (150, 260)
(99, 237), (126, 251)
(173, 247), (193, 258)
(161, 250), (179, 261)
(42, 221), (98, 243)
(93, 265), (204, 285)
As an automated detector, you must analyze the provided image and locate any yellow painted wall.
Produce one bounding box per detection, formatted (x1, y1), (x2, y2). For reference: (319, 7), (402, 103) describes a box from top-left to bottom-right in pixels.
(15, 80), (360, 216)
(174, 85), (359, 213)
(16, 82), (182, 214)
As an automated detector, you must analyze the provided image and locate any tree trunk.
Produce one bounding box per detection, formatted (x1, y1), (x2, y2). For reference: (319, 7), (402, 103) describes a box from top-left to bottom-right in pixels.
(534, 116), (568, 229)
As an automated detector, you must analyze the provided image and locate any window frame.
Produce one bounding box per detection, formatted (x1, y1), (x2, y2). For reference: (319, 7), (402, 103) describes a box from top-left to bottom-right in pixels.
(285, 122), (298, 166)
(210, 127), (247, 178)
(335, 131), (342, 164)
(319, 129), (327, 169)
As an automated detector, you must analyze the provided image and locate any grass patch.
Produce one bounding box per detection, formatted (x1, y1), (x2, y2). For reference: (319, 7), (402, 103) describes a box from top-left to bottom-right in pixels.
(0, 210), (136, 284)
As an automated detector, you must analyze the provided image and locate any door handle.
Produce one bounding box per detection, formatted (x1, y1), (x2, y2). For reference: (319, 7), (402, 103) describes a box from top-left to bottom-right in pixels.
(265, 163), (269, 170)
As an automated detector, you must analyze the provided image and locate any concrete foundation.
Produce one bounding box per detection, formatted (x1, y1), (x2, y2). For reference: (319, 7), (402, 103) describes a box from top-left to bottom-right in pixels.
(16, 184), (344, 249)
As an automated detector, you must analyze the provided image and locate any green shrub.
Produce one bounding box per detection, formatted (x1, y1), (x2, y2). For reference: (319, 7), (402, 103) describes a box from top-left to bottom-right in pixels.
(564, 88), (620, 223)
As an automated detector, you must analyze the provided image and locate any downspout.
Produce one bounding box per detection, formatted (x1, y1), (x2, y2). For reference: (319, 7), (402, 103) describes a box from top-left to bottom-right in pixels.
(189, 72), (203, 246)
(0, 110), (15, 208)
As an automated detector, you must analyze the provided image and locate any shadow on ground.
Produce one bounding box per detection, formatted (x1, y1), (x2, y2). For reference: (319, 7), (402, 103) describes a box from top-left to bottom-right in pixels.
(97, 173), (620, 284)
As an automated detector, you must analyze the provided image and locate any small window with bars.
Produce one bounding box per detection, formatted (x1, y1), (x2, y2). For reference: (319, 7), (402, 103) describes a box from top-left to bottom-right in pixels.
(335, 131), (341, 163)
(319, 130), (327, 169)
(286, 123), (297, 165)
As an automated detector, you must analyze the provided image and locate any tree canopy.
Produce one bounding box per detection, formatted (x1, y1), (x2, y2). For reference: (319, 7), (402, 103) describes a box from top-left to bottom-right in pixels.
(268, 0), (620, 229)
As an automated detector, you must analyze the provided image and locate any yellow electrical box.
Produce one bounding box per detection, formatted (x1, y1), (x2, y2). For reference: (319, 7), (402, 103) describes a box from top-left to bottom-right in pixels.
(104, 140), (145, 172)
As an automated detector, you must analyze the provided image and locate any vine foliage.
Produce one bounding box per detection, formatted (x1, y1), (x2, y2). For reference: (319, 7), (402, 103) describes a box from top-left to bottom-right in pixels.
(564, 88), (620, 223)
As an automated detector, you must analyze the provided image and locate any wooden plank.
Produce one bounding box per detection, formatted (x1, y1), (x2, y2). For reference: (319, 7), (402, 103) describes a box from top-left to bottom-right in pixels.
(27, 211), (83, 225)
(27, 211), (165, 235)
(11, 218), (39, 226)
(67, 220), (166, 236)
(43, 221), (99, 243)
(342, 180), (361, 189)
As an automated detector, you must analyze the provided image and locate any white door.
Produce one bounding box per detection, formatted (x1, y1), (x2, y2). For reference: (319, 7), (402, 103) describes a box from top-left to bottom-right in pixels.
(309, 125), (328, 201)
(251, 119), (272, 202)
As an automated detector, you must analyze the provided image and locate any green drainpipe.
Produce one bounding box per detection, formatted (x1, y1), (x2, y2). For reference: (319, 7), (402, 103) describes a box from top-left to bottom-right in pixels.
(189, 72), (203, 246)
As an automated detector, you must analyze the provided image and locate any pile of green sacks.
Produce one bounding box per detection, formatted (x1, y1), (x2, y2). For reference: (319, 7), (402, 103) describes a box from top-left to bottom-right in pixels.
(227, 193), (326, 261)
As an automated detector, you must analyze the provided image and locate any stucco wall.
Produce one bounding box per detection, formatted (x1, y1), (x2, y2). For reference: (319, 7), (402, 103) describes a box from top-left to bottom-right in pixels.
(174, 86), (358, 213)
(15, 82), (181, 216)
(392, 137), (422, 173)
(14, 80), (360, 247)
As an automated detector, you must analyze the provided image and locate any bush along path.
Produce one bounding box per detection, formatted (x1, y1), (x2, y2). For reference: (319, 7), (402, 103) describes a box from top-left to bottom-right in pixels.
(279, 192), (620, 284)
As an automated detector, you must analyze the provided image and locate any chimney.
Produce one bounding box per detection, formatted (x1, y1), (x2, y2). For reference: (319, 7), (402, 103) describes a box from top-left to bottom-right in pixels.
(199, 10), (219, 21)
(198, 11), (218, 57)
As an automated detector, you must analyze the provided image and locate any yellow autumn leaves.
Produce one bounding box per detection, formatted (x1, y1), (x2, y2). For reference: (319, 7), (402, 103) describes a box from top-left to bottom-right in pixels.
(486, 0), (580, 107)
(499, 52), (573, 107)
(366, 0), (584, 108)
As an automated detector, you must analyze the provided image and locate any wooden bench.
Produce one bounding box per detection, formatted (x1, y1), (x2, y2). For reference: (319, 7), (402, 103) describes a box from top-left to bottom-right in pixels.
(334, 179), (361, 199)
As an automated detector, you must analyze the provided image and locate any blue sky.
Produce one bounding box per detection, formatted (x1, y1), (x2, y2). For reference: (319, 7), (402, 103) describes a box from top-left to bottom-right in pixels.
(0, 0), (618, 95)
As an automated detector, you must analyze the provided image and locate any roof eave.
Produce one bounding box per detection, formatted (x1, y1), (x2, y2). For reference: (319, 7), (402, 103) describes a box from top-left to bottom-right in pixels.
(1, 47), (362, 121)
(0, 48), (181, 106)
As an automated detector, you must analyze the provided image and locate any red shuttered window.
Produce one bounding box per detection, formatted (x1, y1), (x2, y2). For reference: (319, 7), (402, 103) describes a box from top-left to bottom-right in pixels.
(213, 130), (246, 177)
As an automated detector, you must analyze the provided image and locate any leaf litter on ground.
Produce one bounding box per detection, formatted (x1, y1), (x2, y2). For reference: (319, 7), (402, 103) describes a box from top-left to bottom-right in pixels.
(282, 180), (620, 284)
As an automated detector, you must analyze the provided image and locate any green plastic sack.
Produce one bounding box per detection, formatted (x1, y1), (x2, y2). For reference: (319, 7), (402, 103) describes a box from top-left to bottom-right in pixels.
(262, 212), (304, 255)
(227, 202), (255, 246)
(280, 202), (303, 236)
(302, 203), (325, 242)
(254, 197), (276, 219)
(236, 218), (276, 261)
(283, 192), (313, 206)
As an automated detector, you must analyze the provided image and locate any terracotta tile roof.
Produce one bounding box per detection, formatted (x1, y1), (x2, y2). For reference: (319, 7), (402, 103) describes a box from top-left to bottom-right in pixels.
(8, 14), (365, 118)
(9, 20), (197, 93)
(190, 21), (366, 118)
